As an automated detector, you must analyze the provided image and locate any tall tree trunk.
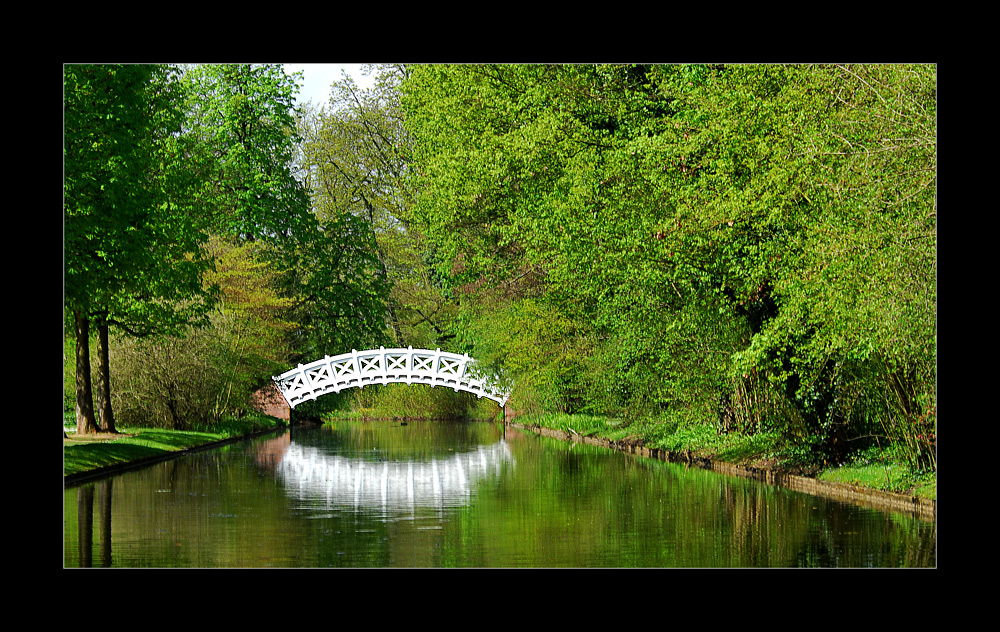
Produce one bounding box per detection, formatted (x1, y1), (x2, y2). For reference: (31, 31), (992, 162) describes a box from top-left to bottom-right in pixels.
(94, 314), (117, 433)
(75, 310), (98, 434)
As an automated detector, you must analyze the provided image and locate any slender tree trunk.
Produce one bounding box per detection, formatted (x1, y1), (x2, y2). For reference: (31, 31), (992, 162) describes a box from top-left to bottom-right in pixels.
(94, 314), (117, 433)
(75, 310), (98, 434)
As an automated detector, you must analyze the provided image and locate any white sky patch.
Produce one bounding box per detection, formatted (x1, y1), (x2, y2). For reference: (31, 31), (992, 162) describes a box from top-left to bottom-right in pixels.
(284, 64), (378, 109)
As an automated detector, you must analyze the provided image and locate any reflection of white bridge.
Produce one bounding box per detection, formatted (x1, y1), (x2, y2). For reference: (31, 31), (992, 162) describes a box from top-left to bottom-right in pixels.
(275, 441), (514, 513)
(273, 347), (510, 408)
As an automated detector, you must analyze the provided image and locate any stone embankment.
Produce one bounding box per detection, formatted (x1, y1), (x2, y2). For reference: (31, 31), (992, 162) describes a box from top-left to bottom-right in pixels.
(506, 421), (935, 521)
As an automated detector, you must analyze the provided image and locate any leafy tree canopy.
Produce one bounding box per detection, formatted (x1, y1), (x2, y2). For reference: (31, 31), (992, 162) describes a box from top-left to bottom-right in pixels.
(65, 63), (215, 336)
(402, 63), (936, 455)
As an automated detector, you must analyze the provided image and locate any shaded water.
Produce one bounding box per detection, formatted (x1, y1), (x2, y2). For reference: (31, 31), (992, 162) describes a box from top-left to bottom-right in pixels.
(64, 421), (936, 567)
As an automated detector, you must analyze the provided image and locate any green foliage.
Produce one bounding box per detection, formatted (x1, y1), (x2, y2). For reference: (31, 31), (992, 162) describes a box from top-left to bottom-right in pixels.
(179, 64), (370, 364)
(276, 204), (389, 358)
(297, 66), (449, 351)
(108, 236), (296, 429)
(402, 63), (936, 473)
(64, 64), (215, 335)
(65, 63), (220, 434)
(180, 64), (311, 242)
(713, 65), (936, 467)
(458, 298), (593, 414)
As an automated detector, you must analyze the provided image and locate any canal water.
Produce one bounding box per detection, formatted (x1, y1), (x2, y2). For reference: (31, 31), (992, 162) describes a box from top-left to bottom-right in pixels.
(64, 420), (936, 567)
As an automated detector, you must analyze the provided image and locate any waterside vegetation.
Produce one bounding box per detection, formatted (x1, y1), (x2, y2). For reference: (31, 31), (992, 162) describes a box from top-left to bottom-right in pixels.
(503, 411), (935, 500)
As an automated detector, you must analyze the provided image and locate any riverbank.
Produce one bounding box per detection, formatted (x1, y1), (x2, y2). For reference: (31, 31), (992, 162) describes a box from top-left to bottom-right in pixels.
(505, 413), (936, 521)
(63, 413), (935, 521)
(63, 416), (286, 485)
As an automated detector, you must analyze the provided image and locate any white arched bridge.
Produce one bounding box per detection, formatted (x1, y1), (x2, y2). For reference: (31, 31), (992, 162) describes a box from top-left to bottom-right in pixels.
(273, 347), (511, 408)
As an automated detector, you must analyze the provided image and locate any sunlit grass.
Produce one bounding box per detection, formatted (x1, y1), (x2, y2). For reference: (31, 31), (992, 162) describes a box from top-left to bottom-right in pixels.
(819, 444), (937, 499)
(64, 416), (283, 477)
(522, 412), (625, 438)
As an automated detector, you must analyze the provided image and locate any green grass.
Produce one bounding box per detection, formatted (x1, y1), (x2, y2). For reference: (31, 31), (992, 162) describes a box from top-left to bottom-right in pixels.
(64, 415), (284, 478)
(522, 412), (629, 439)
(818, 445), (937, 500)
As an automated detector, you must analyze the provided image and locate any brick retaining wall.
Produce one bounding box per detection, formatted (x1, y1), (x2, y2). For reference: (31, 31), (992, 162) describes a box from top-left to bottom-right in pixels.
(251, 383), (290, 422)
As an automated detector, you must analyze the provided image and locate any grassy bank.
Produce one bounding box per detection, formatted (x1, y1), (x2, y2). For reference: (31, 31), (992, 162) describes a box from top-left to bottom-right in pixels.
(63, 414), (285, 479)
(513, 412), (936, 501)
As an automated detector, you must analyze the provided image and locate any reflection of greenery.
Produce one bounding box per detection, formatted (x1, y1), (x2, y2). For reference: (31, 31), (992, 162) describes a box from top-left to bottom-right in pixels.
(65, 422), (935, 568)
(321, 418), (504, 461)
(436, 430), (934, 567)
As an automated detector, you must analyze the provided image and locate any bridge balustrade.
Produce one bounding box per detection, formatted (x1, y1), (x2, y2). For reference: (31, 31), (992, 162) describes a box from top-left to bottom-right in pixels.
(273, 347), (510, 408)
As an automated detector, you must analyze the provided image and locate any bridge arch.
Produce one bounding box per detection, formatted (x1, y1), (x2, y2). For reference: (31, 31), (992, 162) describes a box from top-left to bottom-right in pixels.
(273, 347), (510, 408)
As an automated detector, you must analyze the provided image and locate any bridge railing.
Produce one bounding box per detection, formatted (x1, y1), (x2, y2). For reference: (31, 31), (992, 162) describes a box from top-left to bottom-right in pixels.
(273, 346), (510, 408)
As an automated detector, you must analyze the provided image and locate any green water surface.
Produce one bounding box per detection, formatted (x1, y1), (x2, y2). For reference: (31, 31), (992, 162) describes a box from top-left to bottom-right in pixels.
(64, 420), (936, 567)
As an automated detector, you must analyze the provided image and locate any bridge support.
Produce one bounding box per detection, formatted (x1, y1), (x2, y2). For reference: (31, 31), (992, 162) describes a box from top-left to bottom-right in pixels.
(503, 397), (526, 424)
(251, 383), (290, 422)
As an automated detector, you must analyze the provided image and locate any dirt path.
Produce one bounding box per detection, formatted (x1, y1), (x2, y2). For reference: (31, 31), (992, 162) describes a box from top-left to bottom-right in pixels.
(64, 432), (135, 445)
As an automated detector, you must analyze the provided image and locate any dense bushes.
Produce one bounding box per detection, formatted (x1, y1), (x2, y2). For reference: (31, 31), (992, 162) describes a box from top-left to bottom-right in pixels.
(106, 317), (275, 430)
